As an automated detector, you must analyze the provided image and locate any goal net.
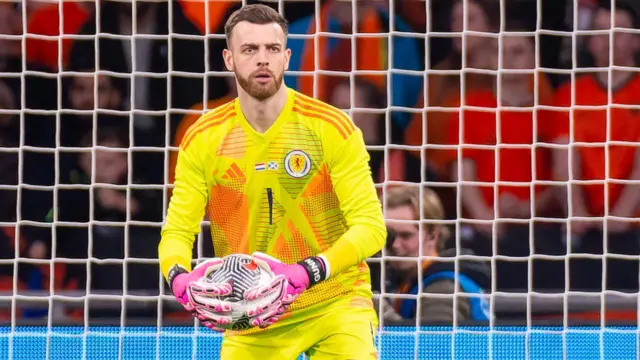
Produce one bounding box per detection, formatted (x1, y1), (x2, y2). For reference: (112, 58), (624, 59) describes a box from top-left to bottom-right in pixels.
(1, 0), (640, 359)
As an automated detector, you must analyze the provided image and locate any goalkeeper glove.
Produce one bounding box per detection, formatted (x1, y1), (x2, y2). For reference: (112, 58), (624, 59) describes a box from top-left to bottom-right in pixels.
(167, 259), (234, 332)
(244, 252), (329, 328)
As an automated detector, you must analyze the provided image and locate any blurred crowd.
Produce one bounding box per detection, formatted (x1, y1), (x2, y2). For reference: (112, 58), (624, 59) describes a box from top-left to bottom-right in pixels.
(1, 0), (640, 324)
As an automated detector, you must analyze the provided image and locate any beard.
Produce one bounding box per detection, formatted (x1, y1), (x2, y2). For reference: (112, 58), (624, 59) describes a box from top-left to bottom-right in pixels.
(235, 68), (284, 101)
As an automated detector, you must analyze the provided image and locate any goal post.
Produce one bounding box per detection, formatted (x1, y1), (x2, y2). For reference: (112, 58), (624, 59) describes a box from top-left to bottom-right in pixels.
(1, 0), (640, 359)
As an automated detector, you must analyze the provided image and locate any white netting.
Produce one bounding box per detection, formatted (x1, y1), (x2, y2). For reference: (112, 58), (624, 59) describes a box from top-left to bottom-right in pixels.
(2, 0), (640, 359)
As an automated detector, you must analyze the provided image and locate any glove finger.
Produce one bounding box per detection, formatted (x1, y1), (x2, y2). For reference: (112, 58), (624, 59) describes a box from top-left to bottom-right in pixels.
(182, 302), (196, 313)
(250, 306), (284, 328)
(200, 321), (225, 332)
(189, 291), (235, 313)
(259, 316), (280, 328)
(189, 309), (229, 332)
(251, 252), (282, 274)
(194, 308), (233, 326)
(195, 299), (234, 314)
(197, 315), (227, 332)
(281, 292), (301, 306)
(245, 296), (283, 317)
(243, 275), (286, 301)
(189, 281), (233, 297)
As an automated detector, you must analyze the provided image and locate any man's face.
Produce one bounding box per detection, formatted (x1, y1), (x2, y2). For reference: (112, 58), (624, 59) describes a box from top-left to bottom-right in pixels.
(223, 21), (290, 101)
(69, 74), (121, 115)
(502, 35), (535, 82)
(589, 9), (639, 67)
(386, 205), (425, 273)
(451, 0), (492, 56)
(79, 140), (128, 184)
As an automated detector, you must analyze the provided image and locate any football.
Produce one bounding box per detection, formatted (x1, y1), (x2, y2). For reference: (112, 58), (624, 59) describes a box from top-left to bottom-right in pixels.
(193, 254), (277, 331)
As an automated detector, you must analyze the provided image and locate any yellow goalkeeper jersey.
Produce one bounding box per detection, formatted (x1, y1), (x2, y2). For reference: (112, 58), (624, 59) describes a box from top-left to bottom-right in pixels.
(159, 88), (386, 330)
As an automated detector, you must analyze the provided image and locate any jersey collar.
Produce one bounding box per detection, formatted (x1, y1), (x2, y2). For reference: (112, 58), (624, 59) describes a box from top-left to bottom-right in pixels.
(236, 87), (295, 143)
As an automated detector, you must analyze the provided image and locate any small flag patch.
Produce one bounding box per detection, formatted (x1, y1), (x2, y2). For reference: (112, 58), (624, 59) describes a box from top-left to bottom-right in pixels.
(268, 161), (278, 170)
(254, 163), (266, 171)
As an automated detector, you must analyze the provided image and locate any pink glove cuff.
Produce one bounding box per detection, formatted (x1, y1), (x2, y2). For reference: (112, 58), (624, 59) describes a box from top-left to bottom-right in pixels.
(167, 265), (191, 305)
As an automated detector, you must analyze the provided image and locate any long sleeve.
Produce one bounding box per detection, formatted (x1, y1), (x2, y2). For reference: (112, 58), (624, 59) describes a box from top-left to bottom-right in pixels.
(420, 280), (472, 324)
(321, 127), (387, 277)
(158, 140), (208, 281)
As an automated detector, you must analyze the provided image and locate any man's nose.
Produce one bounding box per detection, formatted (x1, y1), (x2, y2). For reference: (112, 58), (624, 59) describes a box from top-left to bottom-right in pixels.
(391, 239), (403, 254)
(78, 92), (93, 107)
(256, 48), (269, 66)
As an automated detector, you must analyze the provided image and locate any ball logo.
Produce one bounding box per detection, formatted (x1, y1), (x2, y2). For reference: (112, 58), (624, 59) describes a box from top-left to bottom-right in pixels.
(284, 150), (311, 178)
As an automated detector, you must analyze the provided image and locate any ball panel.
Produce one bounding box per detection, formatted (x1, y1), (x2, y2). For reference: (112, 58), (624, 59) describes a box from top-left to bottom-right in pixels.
(206, 254), (262, 303)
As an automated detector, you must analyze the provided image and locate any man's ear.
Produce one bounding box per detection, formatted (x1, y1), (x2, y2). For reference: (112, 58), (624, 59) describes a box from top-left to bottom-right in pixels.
(222, 49), (234, 71)
(424, 230), (439, 245)
(284, 48), (291, 71)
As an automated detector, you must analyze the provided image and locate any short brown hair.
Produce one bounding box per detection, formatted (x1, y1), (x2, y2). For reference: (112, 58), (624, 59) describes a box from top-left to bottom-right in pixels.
(384, 185), (450, 250)
(224, 4), (289, 48)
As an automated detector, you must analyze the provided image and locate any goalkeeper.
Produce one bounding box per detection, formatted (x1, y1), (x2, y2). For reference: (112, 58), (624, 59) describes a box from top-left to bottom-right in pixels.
(158, 4), (386, 360)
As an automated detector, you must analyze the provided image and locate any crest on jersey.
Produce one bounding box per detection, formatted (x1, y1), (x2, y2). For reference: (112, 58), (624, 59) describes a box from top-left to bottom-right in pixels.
(284, 150), (311, 178)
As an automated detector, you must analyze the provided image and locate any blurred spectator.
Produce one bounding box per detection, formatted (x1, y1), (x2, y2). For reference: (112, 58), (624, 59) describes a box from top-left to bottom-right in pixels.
(329, 78), (434, 184)
(61, 69), (127, 147)
(0, 2), (58, 239)
(52, 126), (163, 303)
(0, 2), (22, 60)
(577, 0), (600, 31)
(0, 81), (18, 215)
(0, 80), (72, 318)
(381, 185), (490, 323)
(552, 3), (640, 292)
(25, 1), (93, 72)
(404, 0), (498, 180)
(0, 224), (74, 320)
(286, 0), (422, 130)
(447, 30), (563, 290)
(404, 0), (556, 182)
(68, 0), (230, 184)
(0, 4), (49, 308)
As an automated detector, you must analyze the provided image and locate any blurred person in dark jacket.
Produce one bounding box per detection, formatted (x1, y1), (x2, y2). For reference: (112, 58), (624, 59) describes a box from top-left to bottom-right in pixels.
(51, 126), (163, 307)
(68, 0), (230, 185)
(0, 80), (18, 202)
(0, 79), (50, 269)
(61, 68), (127, 148)
(0, 2), (58, 228)
(381, 185), (491, 323)
(0, 80), (74, 319)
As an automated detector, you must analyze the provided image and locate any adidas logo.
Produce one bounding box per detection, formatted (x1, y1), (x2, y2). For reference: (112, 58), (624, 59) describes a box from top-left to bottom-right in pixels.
(221, 163), (245, 180)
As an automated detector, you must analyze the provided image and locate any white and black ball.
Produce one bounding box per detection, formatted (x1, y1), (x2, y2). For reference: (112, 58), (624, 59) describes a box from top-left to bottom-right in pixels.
(193, 254), (276, 331)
